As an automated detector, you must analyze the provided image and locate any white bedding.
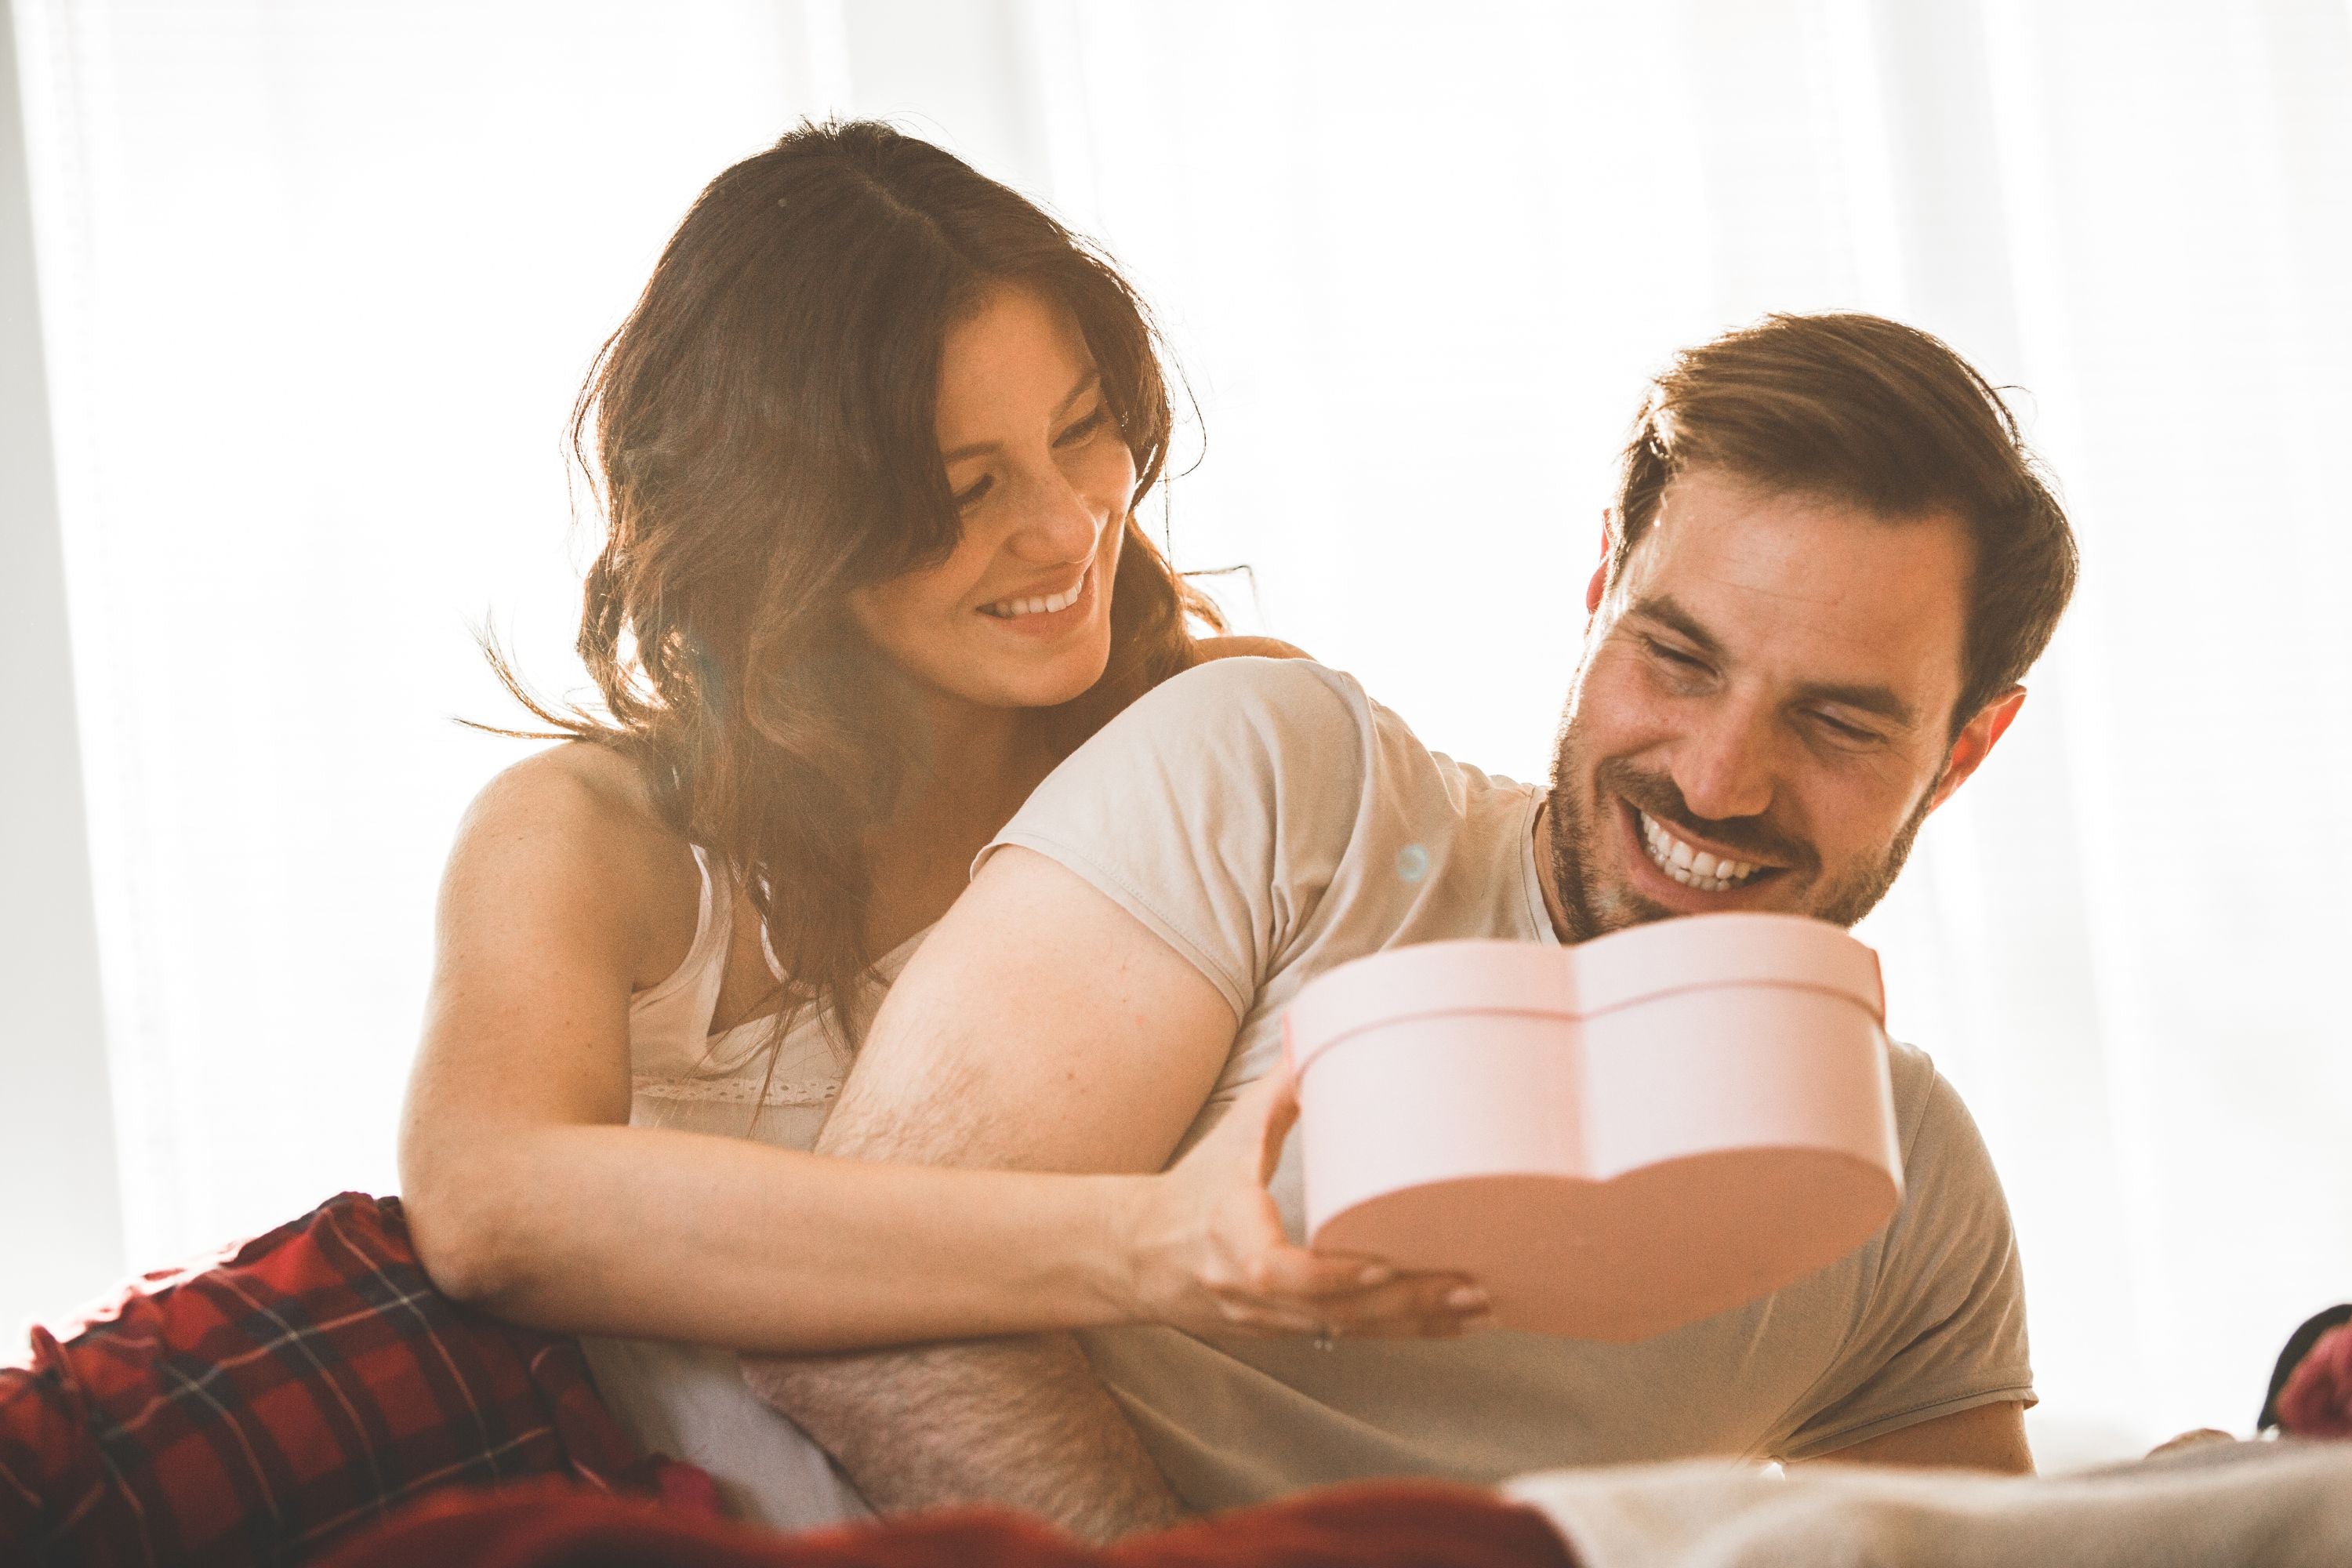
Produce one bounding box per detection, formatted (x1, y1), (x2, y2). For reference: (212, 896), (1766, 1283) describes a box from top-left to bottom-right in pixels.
(1508, 1439), (2352, 1568)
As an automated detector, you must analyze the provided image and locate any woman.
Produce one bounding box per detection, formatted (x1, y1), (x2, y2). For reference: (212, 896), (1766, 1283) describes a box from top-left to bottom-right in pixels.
(397, 122), (1479, 1526)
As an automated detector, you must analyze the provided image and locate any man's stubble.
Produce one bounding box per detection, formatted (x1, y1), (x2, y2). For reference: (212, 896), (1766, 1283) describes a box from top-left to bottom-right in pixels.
(1541, 711), (1938, 945)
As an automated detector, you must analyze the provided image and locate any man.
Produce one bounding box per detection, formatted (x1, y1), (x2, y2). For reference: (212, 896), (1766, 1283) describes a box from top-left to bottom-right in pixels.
(748, 314), (2079, 1540)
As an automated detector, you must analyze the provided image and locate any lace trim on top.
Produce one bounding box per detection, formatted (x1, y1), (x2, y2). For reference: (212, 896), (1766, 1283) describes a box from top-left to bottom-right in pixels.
(625, 845), (931, 1122)
(631, 1073), (842, 1108)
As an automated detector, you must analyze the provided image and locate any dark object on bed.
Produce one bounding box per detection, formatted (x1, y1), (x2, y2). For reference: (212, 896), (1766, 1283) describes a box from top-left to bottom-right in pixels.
(314, 1476), (1579, 1568)
(2270, 1310), (2352, 1440)
(2261, 1305), (2352, 1436)
(0, 1192), (652, 1566)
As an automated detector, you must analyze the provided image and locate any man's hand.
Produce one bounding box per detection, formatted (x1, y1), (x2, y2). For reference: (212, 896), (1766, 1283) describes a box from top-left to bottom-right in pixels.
(743, 848), (1241, 1540)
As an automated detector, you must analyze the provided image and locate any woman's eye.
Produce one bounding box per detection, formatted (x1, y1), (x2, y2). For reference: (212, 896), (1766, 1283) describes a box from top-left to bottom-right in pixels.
(1054, 407), (1109, 447)
(953, 474), (994, 510)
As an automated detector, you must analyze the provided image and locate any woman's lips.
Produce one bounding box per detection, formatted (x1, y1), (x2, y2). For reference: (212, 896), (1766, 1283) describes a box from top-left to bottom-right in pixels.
(975, 562), (1095, 638)
(979, 571), (1087, 619)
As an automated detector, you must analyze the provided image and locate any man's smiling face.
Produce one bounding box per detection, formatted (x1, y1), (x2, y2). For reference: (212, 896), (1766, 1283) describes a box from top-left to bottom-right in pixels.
(1543, 464), (2020, 941)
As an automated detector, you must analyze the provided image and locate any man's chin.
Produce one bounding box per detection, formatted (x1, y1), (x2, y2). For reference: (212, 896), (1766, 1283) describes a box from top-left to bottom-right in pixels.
(1573, 883), (1676, 940)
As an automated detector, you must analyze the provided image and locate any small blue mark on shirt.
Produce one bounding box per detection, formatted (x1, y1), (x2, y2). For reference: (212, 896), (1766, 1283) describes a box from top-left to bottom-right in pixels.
(1396, 844), (1430, 884)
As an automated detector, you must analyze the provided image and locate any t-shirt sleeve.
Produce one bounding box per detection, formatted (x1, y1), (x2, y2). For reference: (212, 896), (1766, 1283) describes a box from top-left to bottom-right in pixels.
(976, 658), (1374, 1022)
(1774, 1063), (2038, 1459)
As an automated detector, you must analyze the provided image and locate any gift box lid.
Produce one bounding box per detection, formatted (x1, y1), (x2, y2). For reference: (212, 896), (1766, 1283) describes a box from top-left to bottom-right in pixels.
(1284, 913), (1885, 1077)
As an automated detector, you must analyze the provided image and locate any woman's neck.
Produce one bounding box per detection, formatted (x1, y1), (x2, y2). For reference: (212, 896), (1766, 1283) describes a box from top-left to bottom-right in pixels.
(888, 688), (1063, 842)
(855, 691), (1063, 955)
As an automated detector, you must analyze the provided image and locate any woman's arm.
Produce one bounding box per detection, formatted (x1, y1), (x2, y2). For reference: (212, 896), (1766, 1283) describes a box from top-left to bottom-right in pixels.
(397, 746), (1468, 1355)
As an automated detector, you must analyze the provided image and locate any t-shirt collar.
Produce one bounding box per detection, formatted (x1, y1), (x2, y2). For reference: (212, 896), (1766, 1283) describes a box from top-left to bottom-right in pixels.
(1519, 786), (1566, 947)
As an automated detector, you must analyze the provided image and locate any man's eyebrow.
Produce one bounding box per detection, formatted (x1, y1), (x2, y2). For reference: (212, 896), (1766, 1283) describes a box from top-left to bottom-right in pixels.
(1792, 680), (1918, 728)
(939, 370), (1102, 464)
(1625, 594), (1726, 660)
(1629, 593), (1919, 728)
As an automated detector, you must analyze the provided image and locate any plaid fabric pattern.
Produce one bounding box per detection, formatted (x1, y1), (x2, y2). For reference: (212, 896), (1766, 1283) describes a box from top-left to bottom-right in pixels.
(0, 1192), (644, 1566)
(315, 1477), (1580, 1568)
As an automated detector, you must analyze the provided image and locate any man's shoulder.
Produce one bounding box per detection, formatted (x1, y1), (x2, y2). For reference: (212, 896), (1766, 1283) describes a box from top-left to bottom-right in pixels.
(1877, 1040), (2009, 1219)
(1011, 659), (1385, 854)
(1882, 1039), (1958, 1152)
(1131, 655), (1370, 728)
(1881, 1036), (1938, 1110)
(1095, 657), (1380, 775)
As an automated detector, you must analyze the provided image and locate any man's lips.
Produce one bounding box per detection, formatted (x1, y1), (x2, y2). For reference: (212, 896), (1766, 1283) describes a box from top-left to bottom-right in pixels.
(1617, 796), (1792, 898)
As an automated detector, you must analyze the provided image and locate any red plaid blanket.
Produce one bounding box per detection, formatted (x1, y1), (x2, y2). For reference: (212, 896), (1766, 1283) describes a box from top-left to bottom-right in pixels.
(0, 1192), (645, 1566)
(315, 1476), (1579, 1568)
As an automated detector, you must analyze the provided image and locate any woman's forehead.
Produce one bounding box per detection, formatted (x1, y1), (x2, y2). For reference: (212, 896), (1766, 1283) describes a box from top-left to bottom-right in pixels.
(934, 284), (1096, 449)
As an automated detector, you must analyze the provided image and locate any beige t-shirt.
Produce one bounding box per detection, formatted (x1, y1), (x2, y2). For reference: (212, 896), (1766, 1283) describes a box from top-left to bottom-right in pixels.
(984, 658), (2034, 1510)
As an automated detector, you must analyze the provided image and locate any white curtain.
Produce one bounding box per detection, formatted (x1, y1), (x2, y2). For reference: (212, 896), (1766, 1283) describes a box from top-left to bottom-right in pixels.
(14, 0), (2350, 1468)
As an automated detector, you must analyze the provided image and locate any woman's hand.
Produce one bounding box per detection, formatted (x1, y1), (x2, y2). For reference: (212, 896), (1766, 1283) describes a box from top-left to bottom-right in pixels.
(1109, 1065), (1489, 1341)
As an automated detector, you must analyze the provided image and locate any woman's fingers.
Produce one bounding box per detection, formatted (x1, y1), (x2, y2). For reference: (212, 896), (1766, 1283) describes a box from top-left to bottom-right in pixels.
(1221, 1241), (1488, 1337)
(1314, 1274), (1490, 1337)
(1240, 1238), (1399, 1300)
(1208, 1065), (1301, 1183)
(1249, 1062), (1303, 1181)
(1147, 1069), (1486, 1341)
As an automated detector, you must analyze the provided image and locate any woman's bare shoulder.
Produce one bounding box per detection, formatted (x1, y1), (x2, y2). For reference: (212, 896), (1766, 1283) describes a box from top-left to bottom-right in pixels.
(456, 741), (685, 893)
(443, 741), (700, 985)
(1191, 633), (1312, 663)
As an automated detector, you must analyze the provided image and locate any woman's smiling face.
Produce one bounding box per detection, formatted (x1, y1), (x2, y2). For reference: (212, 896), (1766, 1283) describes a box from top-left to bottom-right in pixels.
(848, 281), (1136, 713)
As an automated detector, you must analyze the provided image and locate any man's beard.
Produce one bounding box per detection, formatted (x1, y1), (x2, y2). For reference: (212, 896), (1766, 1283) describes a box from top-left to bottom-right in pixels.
(1543, 728), (1937, 943)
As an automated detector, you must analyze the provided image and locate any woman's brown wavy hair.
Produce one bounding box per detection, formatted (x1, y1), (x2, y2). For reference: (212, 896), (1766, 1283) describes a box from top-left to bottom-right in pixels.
(495, 120), (1219, 1046)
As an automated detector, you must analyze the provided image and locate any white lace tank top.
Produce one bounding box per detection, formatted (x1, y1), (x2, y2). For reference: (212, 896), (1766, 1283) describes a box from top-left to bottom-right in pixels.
(623, 844), (924, 1146)
(579, 844), (927, 1531)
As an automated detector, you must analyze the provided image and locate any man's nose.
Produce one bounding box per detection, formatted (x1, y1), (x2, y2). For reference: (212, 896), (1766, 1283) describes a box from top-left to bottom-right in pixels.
(1671, 697), (1777, 823)
(1004, 466), (1105, 565)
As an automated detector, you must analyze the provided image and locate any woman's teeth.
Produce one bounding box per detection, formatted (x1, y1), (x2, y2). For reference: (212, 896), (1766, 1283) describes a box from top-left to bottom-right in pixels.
(1639, 810), (1765, 893)
(981, 579), (1083, 619)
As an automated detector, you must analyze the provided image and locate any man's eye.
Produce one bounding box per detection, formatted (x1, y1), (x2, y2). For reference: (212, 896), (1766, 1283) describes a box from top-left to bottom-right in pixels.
(1054, 407), (1109, 447)
(953, 474), (993, 510)
(1811, 710), (1879, 744)
(1645, 637), (1706, 672)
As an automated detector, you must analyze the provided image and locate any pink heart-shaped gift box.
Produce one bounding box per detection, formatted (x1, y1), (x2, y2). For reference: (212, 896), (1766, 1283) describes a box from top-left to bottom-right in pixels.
(1283, 913), (1904, 1341)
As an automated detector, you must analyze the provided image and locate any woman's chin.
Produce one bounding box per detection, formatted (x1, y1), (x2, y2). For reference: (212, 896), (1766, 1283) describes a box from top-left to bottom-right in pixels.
(948, 650), (1115, 713)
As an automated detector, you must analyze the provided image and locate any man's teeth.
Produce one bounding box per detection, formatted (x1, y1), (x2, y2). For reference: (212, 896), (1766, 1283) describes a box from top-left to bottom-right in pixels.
(982, 580), (1083, 619)
(1639, 810), (1766, 893)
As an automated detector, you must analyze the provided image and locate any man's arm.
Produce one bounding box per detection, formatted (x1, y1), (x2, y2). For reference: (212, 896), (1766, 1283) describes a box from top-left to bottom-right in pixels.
(743, 847), (1243, 1541)
(1790, 1400), (2034, 1474)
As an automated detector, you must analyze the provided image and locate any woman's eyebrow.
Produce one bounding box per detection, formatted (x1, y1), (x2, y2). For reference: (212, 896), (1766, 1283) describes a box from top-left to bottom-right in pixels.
(1054, 368), (1103, 416)
(940, 372), (1103, 464)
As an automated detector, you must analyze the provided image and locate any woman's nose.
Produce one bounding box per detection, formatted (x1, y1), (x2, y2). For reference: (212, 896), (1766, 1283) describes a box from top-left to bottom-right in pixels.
(1004, 466), (1105, 565)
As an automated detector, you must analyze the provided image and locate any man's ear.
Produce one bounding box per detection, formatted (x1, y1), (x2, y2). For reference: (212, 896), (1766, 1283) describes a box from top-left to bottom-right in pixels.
(1586, 511), (1614, 616)
(1926, 685), (2027, 812)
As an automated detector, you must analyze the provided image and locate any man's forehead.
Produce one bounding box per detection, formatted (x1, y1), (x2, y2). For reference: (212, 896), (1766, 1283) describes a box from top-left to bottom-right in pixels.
(1621, 472), (1973, 719)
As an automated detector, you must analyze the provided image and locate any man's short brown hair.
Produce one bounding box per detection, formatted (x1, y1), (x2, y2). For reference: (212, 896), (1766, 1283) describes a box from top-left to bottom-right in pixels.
(1610, 313), (2078, 733)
